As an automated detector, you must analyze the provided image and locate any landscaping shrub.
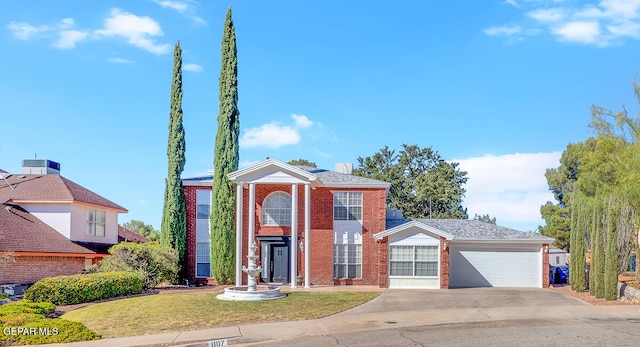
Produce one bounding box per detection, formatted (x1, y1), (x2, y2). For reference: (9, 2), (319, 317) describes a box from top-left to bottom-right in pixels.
(99, 242), (179, 290)
(23, 271), (142, 305)
(0, 300), (98, 345)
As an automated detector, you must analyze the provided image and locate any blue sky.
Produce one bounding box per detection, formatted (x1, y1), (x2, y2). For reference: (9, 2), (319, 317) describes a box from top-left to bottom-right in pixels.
(1, 0), (639, 233)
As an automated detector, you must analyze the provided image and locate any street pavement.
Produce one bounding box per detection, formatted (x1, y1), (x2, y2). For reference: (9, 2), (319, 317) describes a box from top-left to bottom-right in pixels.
(42, 287), (640, 347)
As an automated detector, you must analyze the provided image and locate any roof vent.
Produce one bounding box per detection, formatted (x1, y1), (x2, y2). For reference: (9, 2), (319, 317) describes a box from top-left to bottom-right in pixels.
(335, 163), (353, 175)
(22, 159), (60, 175)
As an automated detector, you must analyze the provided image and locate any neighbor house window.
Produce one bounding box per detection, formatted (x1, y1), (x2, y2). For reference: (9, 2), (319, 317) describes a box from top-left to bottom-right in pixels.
(262, 192), (292, 226)
(333, 244), (362, 279)
(333, 192), (362, 221)
(86, 209), (106, 237)
(390, 245), (438, 277)
(196, 189), (211, 278)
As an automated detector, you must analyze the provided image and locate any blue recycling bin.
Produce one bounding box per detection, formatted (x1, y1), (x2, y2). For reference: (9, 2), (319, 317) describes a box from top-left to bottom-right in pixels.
(549, 266), (557, 284)
(556, 266), (569, 284)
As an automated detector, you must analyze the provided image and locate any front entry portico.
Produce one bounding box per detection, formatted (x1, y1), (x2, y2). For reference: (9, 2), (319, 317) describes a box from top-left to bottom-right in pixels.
(258, 235), (290, 284)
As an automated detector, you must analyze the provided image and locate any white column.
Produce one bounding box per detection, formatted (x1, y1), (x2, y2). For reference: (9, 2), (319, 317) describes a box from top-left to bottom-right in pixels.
(235, 183), (243, 286)
(304, 183), (311, 288)
(290, 183), (298, 288)
(247, 183), (256, 286)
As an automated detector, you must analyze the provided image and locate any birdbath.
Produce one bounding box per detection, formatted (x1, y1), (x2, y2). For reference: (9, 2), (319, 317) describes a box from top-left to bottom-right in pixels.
(243, 242), (262, 291)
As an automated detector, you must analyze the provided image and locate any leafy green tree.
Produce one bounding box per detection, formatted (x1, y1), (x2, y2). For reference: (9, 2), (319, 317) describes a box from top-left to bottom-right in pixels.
(355, 144), (468, 219)
(288, 159), (317, 167)
(210, 8), (240, 285)
(473, 213), (496, 224)
(161, 41), (187, 280)
(100, 242), (178, 290)
(570, 193), (587, 292)
(122, 220), (159, 241)
(604, 200), (618, 300)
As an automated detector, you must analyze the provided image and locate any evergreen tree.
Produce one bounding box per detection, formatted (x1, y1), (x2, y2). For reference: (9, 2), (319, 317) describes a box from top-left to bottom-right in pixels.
(571, 194), (587, 292)
(592, 201), (605, 298)
(210, 8), (240, 284)
(604, 201), (618, 300)
(161, 41), (187, 280)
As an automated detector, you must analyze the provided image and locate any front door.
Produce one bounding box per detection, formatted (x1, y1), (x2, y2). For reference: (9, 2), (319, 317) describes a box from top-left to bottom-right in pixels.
(271, 245), (289, 283)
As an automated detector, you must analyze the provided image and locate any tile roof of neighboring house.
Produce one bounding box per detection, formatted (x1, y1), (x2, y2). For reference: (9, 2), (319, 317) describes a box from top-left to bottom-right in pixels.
(0, 204), (97, 254)
(118, 226), (150, 243)
(385, 218), (553, 242)
(0, 174), (126, 212)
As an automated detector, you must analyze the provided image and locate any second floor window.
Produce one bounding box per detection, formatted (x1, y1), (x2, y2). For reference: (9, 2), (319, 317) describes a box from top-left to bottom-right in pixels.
(86, 209), (106, 237)
(262, 192), (292, 226)
(333, 192), (362, 221)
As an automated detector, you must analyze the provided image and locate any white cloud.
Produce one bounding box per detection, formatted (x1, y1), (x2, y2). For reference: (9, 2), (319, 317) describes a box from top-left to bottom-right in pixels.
(153, 0), (190, 13)
(527, 8), (567, 22)
(552, 21), (602, 44)
(454, 152), (561, 231)
(108, 57), (134, 64)
(240, 123), (301, 149)
(484, 25), (522, 36)
(53, 30), (88, 49)
(292, 114), (313, 128)
(183, 63), (203, 72)
(489, 0), (640, 46)
(7, 21), (50, 39)
(192, 16), (207, 25)
(95, 8), (170, 54)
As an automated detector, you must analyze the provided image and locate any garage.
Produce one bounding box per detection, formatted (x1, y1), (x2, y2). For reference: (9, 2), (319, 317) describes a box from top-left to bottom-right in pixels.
(449, 244), (542, 288)
(374, 218), (554, 289)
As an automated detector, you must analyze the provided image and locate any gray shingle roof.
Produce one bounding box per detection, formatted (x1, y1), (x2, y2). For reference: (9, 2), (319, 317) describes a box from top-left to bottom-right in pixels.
(296, 166), (390, 188)
(386, 218), (553, 242)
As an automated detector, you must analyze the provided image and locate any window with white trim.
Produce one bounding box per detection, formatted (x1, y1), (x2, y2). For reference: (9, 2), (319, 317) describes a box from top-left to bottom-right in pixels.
(333, 244), (362, 279)
(333, 192), (362, 221)
(196, 189), (211, 278)
(389, 245), (438, 277)
(262, 192), (292, 226)
(86, 209), (106, 237)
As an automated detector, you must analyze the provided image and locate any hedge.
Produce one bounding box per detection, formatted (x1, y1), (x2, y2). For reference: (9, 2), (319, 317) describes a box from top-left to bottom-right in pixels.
(0, 300), (98, 345)
(23, 271), (143, 305)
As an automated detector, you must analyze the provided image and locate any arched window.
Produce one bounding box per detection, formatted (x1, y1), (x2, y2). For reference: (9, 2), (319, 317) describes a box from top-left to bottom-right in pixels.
(262, 192), (292, 226)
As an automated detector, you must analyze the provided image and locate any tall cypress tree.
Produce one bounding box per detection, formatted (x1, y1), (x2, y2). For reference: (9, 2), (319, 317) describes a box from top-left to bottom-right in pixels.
(210, 8), (239, 284)
(604, 200), (618, 300)
(161, 41), (187, 280)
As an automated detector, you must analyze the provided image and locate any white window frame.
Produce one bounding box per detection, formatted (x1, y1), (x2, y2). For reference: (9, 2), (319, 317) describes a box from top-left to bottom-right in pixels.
(262, 191), (292, 226)
(333, 244), (362, 279)
(333, 192), (362, 221)
(389, 245), (439, 278)
(86, 209), (106, 237)
(195, 189), (211, 278)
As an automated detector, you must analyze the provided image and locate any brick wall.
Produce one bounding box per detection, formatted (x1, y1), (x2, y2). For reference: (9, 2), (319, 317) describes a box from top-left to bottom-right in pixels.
(0, 256), (86, 284)
(542, 244), (550, 288)
(440, 237), (449, 289)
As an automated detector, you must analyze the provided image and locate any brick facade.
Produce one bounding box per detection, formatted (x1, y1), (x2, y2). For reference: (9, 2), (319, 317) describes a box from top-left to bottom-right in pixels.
(542, 243), (550, 288)
(183, 182), (388, 286)
(0, 255), (90, 284)
(440, 237), (450, 289)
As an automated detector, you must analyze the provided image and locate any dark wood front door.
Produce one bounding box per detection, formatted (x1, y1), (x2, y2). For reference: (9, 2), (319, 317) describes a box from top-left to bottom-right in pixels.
(271, 245), (289, 283)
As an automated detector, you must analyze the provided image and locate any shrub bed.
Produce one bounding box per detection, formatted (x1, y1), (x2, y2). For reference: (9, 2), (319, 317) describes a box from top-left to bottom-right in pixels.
(23, 271), (142, 305)
(0, 300), (98, 345)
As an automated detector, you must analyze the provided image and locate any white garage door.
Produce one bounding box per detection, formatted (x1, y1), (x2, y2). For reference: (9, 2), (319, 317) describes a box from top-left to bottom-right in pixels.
(449, 246), (541, 288)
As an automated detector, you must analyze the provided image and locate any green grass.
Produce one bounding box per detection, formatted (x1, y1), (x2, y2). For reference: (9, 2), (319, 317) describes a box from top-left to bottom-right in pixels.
(62, 291), (380, 338)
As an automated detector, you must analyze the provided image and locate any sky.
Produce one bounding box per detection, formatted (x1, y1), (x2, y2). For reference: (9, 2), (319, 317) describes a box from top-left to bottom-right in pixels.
(1, 0), (640, 233)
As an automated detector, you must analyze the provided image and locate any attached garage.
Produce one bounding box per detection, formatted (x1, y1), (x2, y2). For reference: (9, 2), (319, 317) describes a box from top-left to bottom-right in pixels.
(449, 243), (543, 288)
(374, 218), (553, 289)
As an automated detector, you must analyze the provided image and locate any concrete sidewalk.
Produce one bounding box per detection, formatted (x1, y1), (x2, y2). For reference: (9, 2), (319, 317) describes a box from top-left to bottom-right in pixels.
(43, 288), (640, 347)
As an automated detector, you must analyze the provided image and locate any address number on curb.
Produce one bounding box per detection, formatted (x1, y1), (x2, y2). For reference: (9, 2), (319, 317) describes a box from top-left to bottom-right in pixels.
(208, 339), (228, 347)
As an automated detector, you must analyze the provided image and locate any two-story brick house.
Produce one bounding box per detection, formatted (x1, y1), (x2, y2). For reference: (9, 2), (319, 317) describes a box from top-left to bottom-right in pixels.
(183, 158), (553, 289)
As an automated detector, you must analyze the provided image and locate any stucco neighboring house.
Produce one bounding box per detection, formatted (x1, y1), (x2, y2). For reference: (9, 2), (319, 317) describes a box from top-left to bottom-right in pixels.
(0, 160), (127, 284)
(182, 158), (553, 289)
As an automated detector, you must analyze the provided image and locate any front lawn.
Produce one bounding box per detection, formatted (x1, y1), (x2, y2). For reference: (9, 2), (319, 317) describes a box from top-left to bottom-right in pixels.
(62, 291), (380, 338)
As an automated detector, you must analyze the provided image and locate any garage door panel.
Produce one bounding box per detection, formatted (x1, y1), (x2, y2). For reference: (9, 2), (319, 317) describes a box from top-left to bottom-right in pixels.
(450, 247), (541, 288)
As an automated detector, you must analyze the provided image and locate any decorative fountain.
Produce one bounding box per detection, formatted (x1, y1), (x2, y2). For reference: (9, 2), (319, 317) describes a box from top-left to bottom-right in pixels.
(216, 242), (285, 301)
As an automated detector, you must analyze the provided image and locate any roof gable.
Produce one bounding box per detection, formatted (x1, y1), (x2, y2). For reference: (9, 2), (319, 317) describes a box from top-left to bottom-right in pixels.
(0, 204), (97, 254)
(0, 174), (126, 212)
(376, 218), (554, 243)
(227, 158), (319, 187)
